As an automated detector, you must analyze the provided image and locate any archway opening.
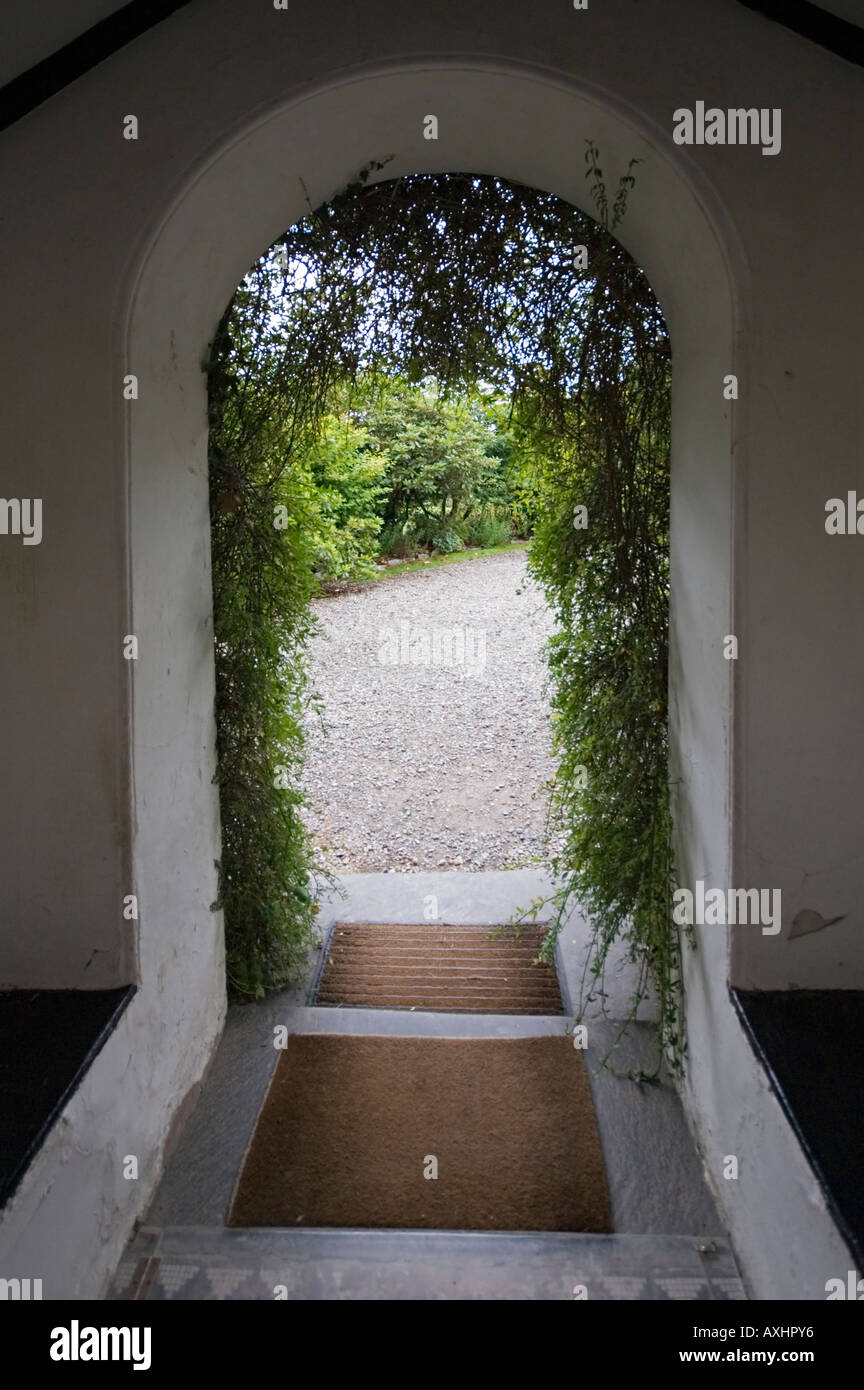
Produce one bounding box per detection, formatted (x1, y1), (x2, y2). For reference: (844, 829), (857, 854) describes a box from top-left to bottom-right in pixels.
(206, 163), (680, 1068)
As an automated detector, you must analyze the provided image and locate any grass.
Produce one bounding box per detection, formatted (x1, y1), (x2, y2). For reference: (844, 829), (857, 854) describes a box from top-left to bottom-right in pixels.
(314, 539), (530, 597)
(372, 539), (529, 580)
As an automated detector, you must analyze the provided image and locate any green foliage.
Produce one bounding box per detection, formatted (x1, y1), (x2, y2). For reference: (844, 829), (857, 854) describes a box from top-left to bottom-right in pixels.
(301, 412), (388, 580)
(357, 379), (509, 552)
(207, 316), (324, 997)
(524, 149), (683, 1076)
(460, 511), (512, 549)
(376, 518), (414, 559)
(206, 157), (683, 1066)
(429, 527), (464, 554)
(481, 401), (547, 538)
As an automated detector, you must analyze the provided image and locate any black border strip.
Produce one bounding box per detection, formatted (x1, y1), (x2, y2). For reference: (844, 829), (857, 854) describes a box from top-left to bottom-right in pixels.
(737, 0), (864, 67)
(0, 985), (136, 1209)
(0, 0), (194, 133)
(730, 985), (863, 1271)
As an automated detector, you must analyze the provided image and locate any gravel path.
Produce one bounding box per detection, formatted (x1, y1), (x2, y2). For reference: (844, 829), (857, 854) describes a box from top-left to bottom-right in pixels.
(301, 548), (560, 873)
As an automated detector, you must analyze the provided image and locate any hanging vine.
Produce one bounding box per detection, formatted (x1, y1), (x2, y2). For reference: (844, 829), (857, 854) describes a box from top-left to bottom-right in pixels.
(206, 151), (686, 1072)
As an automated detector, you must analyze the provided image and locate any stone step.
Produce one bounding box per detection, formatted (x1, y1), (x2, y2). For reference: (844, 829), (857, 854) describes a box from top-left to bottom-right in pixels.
(110, 1226), (746, 1301)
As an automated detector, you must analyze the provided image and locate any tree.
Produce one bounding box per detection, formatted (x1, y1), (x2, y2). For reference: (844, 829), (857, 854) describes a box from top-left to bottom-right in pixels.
(361, 379), (508, 550)
(301, 411), (388, 579)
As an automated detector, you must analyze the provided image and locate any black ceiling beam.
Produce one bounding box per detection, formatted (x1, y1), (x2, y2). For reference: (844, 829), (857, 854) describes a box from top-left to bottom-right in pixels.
(0, 0), (194, 134)
(0, 0), (859, 138)
(737, 0), (864, 67)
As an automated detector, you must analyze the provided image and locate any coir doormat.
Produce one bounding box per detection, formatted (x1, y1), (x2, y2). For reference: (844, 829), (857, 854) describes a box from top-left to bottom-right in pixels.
(228, 1034), (611, 1232)
(314, 922), (563, 1014)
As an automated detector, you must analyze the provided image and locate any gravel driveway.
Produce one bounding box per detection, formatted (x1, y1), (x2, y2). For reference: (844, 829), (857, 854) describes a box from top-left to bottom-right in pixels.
(301, 547), (559, 873)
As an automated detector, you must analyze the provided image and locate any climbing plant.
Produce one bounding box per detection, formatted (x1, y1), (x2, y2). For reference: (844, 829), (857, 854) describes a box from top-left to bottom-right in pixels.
(526, 152), (684, 1078)
(206, 151), (686, 1071)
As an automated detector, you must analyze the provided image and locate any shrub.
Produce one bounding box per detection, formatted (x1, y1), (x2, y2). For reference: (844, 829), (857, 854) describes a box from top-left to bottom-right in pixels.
(430, 527), (464, 554)
(460, 511), (512, 548)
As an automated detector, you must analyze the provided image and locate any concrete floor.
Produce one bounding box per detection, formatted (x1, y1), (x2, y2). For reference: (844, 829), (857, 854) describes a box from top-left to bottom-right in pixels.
(113, 1227), (745, 1301)
(145, 871), (723, 1237)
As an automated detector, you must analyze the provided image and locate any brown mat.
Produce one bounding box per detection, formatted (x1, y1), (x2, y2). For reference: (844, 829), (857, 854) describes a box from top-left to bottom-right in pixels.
(314, 922), (563, 1014)
(228, 1035), (611, 1232)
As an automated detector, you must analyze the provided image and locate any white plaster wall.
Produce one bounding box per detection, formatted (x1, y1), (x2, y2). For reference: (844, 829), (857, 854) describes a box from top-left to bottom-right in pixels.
(0, 0), (861, 1298)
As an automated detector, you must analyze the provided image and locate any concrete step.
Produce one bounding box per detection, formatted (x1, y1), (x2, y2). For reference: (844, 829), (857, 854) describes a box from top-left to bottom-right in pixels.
(110, 1226), (746, 1301)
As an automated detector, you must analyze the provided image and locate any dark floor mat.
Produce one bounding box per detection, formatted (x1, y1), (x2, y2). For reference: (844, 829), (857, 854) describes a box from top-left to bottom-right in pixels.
(229, 1034), (611, 1232)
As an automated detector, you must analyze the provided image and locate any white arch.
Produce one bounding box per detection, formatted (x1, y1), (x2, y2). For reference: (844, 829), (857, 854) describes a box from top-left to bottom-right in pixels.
(125, 60), (743, 1033)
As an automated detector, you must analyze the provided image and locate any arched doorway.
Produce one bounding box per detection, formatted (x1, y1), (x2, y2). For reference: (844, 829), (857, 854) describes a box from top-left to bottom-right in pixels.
(125, 57), (739, 1080)
(122, 55), (748, 1281)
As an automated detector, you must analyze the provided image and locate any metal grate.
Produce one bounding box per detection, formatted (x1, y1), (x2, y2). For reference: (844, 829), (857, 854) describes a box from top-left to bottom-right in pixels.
(314, 921), (563, 1014)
